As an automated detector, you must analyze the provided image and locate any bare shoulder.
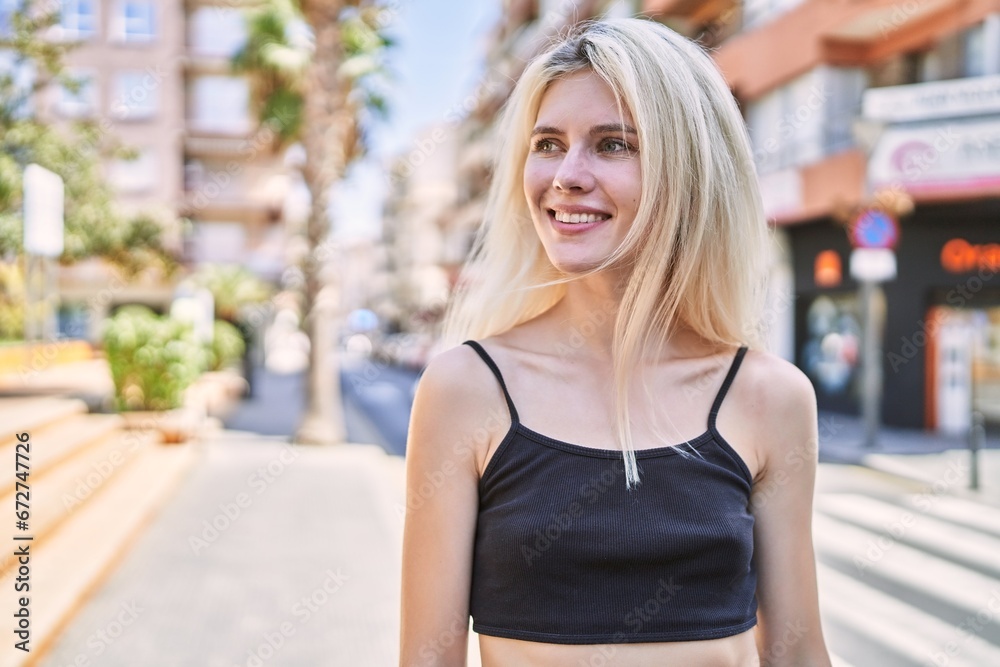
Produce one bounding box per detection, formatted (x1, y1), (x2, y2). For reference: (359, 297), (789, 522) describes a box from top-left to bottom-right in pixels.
(732, 348), (819, 476)
(411, 342), (512, 477)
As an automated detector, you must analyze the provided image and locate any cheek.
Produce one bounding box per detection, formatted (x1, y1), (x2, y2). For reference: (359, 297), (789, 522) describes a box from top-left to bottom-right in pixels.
(522, 160), (551, 203)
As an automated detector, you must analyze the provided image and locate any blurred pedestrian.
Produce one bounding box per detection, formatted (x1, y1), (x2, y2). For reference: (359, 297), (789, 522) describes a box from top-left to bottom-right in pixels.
(401, 17), (831, 667)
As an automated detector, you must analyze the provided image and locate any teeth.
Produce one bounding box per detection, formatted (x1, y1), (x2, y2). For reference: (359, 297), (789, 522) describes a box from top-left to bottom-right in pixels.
(553, 211), (610, 224)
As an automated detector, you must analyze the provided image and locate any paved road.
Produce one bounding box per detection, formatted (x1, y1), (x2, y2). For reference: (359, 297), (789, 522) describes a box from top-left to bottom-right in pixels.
(223, 352), (420, 456)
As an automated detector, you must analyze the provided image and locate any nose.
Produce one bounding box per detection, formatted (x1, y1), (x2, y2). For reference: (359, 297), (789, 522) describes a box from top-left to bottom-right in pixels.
(552, 146), (595, 193)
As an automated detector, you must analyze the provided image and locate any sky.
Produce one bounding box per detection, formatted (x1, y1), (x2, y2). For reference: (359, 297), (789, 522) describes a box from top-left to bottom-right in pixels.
(332, 0), (502, 239)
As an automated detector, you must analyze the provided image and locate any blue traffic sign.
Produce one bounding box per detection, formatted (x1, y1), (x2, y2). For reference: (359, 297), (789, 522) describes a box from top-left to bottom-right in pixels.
(850, 210), (899, 250)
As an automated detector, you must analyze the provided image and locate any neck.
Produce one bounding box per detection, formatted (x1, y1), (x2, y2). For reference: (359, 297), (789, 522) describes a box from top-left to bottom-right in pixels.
(544, 270), (708, 364)
(546, 271), (626, 363)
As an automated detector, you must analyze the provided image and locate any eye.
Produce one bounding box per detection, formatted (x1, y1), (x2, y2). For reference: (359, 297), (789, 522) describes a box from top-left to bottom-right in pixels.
(531, 138), (558, 153)
(599, 137), (634, 154)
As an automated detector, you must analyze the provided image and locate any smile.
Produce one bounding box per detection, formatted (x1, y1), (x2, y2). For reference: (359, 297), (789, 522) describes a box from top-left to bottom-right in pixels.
(551, 210), (611, 224)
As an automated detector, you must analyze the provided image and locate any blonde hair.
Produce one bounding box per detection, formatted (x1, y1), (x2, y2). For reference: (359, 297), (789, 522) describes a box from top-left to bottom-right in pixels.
(440, 17), (769, 488)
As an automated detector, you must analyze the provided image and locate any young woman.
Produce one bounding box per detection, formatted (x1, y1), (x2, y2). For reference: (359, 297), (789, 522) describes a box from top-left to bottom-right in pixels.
(400, 17), (832, 667)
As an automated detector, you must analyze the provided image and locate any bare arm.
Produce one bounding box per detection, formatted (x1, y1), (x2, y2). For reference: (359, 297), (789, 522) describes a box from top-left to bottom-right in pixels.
(400, 346), (495, 666)
(749, 356), (832, 667)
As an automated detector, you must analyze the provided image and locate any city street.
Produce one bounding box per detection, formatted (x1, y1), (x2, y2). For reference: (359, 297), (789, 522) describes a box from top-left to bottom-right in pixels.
(224, 351), (420, 455)
(31, 354), (1000, 667)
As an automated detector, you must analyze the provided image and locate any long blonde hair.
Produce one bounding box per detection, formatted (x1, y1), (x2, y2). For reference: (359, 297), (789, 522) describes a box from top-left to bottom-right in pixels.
(440, 17), (769, 488)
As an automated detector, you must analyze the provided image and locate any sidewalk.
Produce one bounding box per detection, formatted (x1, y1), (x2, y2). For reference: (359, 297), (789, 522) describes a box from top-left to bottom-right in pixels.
(36, 433), (409, 667)
(818, 411), (1000, 506)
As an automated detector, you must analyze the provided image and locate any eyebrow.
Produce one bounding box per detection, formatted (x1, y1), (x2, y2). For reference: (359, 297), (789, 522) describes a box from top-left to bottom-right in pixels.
(530, 123), (638, 137)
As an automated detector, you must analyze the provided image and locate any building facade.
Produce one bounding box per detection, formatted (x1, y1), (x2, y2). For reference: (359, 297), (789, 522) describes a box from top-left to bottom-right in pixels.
(8, 0), (293, 338)
(646, 0), (1000, 430)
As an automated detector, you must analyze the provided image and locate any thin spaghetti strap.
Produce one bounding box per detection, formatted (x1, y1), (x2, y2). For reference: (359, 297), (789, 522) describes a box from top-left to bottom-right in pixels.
(708, 346), (748, 430)
(462, 340), (520, 424)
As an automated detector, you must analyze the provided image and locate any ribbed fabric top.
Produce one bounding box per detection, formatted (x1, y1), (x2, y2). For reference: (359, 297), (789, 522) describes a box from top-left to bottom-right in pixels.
(462, 340), (757, 645)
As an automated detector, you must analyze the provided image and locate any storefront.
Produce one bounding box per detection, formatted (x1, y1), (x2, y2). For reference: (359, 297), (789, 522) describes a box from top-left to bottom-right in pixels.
(788, 199), (1000, 431)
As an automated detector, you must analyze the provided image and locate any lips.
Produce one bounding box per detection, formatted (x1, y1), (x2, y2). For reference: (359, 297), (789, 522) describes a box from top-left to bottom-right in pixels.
(546, 208), (612, 234)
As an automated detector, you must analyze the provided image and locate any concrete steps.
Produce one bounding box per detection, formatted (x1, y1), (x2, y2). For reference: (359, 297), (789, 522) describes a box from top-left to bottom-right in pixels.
(0, 398), (198, 667)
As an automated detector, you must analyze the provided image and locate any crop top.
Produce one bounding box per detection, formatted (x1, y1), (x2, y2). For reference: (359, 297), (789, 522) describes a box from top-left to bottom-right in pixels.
(462, 339), (758, 645)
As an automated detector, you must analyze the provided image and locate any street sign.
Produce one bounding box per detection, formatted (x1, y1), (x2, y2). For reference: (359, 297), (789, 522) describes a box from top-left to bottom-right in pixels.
(850, 248), (897, 282)
(850, 209), (899, 250)
(23, 164), (65, 257)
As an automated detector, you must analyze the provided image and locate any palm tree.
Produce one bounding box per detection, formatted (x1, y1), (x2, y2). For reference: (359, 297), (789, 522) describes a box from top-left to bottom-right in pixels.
(234, 0), (391, 444)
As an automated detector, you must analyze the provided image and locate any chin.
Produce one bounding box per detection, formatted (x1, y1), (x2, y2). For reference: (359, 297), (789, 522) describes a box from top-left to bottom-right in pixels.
(548, 256), (607, 275)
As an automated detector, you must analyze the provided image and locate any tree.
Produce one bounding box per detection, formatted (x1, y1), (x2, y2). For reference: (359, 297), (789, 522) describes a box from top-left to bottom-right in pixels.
(0, 1), (177, 278)
(234, 0), (391, 444)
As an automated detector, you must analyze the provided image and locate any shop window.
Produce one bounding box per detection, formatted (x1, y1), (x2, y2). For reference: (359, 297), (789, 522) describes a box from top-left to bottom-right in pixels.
(801, 294), (862, 398)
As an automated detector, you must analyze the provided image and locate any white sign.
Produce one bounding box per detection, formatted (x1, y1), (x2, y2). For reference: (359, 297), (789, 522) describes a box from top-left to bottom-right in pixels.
(863, 75), (1000, 123)
(868, 116), (1000, 194)
(23, 164), (65, 257)
(850, 248), (897, 282)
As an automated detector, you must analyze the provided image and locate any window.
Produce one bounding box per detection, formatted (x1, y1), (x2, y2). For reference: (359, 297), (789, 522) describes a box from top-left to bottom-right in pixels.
(113, 0), (155, 43)
(109, 148), (158, 193)
(746, 67), (863, 175)
(189, 222), (246, 264)
(1, 0), (18, 37)
(188, 75), (251, 134)
(0, 51), (34, 118)
(58, 0), (98, 40)
(188, 7), (246, 57)
(57, 70), (98, 118)
(110, 70), (157, 120)
(914, 22), (987, 83)
(743, 0), (804, 30)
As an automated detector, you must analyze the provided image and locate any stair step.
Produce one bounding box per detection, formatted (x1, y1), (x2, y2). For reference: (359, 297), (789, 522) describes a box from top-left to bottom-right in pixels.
(0, 414), (122, 497)
(814, 513), (1000, 629)
(817, 493), (1000, 579)
(818, 562), (1000, 666)
(0, 398), (87, 447)
(0, 429), (158, 576)
(0, 441), (198, 667)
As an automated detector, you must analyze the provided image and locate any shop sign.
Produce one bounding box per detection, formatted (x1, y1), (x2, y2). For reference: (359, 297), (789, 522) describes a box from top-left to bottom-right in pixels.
(862, 75), (1000, 123)
(940, 238), (1000, 274)
(814, 250), (842, 287)
(868, 117), (1000, 194)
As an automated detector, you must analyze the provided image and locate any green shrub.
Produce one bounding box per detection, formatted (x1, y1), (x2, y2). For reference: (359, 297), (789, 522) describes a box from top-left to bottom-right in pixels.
(0, 262), (24, 341)
(207, 319), (245, 371)
(103, 305), (206, 411)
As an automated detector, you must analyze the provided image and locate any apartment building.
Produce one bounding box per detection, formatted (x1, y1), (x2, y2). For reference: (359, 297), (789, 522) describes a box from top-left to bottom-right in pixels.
(5, 0), (290, 338)
(646, 0), (1000, 431)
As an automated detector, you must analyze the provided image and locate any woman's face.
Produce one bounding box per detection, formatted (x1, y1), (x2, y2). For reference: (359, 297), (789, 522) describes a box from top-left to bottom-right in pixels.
(523, 69), (641, 275)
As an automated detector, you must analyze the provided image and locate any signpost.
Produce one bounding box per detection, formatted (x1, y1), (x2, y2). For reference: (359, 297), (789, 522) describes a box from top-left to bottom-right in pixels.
(22, 164), (65, 342)
(849, 209), (898, 448)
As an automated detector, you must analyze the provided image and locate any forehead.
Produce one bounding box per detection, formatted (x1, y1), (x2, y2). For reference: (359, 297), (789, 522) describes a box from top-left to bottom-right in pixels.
(535, 70), (634, 127)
